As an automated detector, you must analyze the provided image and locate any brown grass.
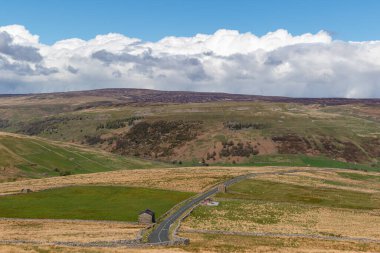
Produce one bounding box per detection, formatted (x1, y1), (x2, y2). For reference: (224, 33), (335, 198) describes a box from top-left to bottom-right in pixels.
(0, 166), (303, 195)
(255, 170), (380, 193)
(0, 219), (143, 243)
(179, 232), (380, 253)
(181, 168), (380, 249)
(0, 244), (186, 253)
(0, 167), (24, 183)
(182, 201), (380, 240)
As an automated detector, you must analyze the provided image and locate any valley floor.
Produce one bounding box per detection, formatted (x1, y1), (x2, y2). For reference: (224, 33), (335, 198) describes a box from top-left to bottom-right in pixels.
(0, 166), (379, 252)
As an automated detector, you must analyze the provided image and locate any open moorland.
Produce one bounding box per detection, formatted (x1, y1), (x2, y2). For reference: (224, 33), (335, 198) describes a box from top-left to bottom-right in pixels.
(0, 166), (379, 252)
(0, 89), (379, 178)
(0, 89), (379, 252)
(0, 166), (283, 195)
(0, 219), (144, 244)
(180, 169), (380, 252)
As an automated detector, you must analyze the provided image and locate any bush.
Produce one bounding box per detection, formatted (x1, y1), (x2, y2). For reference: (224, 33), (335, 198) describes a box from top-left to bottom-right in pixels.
(84, 135), (103, 145)
(59, 170), (72, 176)
(219, 140), (259, 158)
(53, 168), (72, 176)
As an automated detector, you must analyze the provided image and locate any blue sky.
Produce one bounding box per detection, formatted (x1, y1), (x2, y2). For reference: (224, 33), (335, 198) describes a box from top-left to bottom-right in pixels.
(0, 0), (380, 97)
(1, 0), (380, 44)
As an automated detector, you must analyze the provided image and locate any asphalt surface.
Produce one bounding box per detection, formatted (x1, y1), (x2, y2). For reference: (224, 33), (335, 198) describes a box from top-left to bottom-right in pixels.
(147, 169), (311, 243)
(148, 172), (257, 243)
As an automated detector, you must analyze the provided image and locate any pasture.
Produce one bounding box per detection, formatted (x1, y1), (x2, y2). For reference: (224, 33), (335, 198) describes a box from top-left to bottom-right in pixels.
(0, 186), (194, 221)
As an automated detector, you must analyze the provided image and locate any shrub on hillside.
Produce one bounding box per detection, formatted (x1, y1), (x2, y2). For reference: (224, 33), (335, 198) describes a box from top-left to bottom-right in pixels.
(219, 141), (259, 158)
(224, 121), (269, 130)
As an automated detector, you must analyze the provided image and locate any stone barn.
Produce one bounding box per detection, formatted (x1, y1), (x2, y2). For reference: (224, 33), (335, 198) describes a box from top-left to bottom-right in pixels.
(218, 184), (226, 193)
(138, 209), (155, 224)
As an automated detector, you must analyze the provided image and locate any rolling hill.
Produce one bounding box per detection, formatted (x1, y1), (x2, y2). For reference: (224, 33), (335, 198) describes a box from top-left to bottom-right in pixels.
(0, 132), (167, 182)
(0, 88), (379, 173)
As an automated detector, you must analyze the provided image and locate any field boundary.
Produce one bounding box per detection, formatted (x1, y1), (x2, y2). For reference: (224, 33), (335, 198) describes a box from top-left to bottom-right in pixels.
(180, 229), (380, 244)
(0, 217), (139, 225)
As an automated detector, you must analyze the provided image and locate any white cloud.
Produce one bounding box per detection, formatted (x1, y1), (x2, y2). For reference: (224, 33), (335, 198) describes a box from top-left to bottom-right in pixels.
(0, 25), (379, 98)
(0, 25), (40, 45)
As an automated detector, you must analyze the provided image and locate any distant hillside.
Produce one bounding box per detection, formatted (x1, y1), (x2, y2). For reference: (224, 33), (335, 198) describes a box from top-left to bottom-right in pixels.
(0, 88), (379, 171)
(2, 88), (380, 109)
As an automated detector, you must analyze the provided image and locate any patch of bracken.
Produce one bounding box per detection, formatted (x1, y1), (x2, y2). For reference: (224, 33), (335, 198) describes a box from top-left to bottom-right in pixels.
(272, 134), (369, 163)
(113, 120), (202, 158)
(219, 141), (259, 158)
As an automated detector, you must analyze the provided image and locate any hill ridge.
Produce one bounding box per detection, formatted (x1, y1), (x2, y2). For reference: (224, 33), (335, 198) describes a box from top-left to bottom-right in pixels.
(2, 88), (379, 106)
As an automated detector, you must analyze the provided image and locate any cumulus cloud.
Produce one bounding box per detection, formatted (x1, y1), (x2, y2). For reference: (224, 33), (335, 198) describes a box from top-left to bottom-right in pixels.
(0, 31), (42, 62)
(0, 24), (379, 98)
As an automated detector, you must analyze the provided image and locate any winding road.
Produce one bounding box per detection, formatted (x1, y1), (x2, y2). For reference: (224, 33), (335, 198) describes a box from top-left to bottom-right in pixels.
(148, 172), (261, 243)
(148, 169), (309, 243)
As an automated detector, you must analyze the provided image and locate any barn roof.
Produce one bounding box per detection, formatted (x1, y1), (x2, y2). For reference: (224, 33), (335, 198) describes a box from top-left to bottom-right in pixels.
(139, 209), (155, 215)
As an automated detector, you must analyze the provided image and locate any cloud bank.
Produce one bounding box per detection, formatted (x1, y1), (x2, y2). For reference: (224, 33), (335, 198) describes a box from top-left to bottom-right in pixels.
(0, 25), (379, 98)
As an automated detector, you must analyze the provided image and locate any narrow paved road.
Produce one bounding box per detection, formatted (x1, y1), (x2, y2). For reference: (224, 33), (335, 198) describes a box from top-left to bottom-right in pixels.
(148, 173), (257, 243)
(148, 169), (309, 243)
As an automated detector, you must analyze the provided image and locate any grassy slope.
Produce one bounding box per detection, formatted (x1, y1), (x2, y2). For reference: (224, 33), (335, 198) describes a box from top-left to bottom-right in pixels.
(186, 176), (379, 231)
(220, 179), (380, 209)
(337, 171), (380, 181)
(0, 186), (194, 221)
(0, 133), (168, 181)
(213, 154), (379, 172)
(184, 171), (380, 251)
(1, 95), (379, 171)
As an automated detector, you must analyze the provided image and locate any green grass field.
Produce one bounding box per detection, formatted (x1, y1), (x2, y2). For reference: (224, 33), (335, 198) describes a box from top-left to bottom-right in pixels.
(337, 172), (380, 182)
(191, 200), (304, 226)
(219, 179), (380, 209)
(184, 172), (380, 245)
(0, 134), (169, 181)
(0, 186), (194, 221)
(214, 154), (380, 172)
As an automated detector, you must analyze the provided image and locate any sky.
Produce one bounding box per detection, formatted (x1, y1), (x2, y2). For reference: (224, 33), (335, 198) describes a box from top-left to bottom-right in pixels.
(0, 0), (380, 97)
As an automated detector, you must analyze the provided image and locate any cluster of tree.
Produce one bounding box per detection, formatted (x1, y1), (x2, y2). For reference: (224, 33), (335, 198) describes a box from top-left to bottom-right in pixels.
(96, 116), (144, 130)
(224, 121), (269, 130)
(97, 120), (125, 130)
(219, 141), (259, 158)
